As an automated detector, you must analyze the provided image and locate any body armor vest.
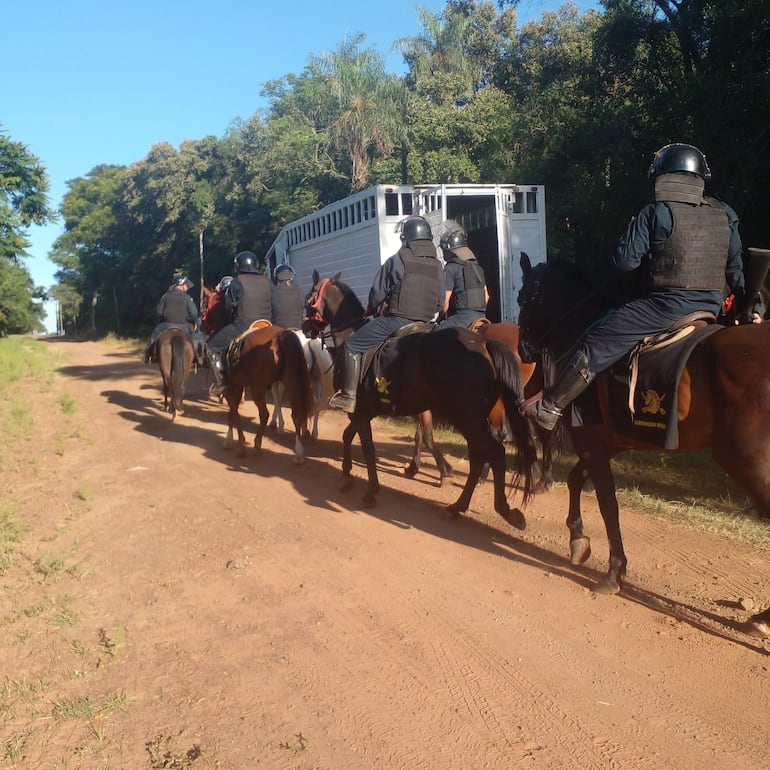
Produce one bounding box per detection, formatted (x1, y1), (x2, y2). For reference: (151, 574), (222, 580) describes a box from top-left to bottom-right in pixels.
(387, 244), (442, 321)
(648, 199), (729, 291)
(160, 290), (193, 325)
(273, 282), (304, 328)
(234, 273), (272, 322)
(446, 254), (486, 313)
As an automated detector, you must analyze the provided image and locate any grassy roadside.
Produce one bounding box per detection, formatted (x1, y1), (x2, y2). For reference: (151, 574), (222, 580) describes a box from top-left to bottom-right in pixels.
(0, 336), (137, 769)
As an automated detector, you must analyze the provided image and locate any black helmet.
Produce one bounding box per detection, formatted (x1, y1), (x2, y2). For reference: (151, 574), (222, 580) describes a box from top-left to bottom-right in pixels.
(273, 264), (295, 282)
(400, 216), (432, 243)
(649, 143), (711, 180)
(234, 251), (260, 274)
(439, 229), (467, 251)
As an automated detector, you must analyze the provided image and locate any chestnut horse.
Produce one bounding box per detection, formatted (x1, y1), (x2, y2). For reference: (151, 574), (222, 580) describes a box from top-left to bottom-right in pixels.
(156, 327), (196, 420)
(222, 324), (314, 465)
(517, 252), (770, 638)
(305, 275), (537, 526)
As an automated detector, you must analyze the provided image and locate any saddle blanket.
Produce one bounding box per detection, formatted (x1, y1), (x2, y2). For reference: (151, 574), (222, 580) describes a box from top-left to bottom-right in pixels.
(606, 323), (721, 449)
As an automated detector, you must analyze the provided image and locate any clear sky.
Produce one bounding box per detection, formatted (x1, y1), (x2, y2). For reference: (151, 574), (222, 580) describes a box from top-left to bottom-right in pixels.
(3, 0), (596, 331)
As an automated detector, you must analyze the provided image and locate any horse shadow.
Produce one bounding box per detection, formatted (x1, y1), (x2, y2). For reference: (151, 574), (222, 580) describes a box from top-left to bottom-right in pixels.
(97, 370), (768, 654)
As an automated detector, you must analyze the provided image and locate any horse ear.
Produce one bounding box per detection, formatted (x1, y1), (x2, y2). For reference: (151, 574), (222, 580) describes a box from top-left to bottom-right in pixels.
(332, 272), (342, 281)
(312, 269), (320, 284)
(520, 251), (532, 274)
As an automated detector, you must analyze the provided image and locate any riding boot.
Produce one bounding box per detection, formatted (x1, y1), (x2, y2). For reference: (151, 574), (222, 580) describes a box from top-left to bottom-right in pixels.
(144, 341), (154, 364)
(329, 347), (361, 413)
(523, 349), (596, 431)
(206, 349), (228, 396)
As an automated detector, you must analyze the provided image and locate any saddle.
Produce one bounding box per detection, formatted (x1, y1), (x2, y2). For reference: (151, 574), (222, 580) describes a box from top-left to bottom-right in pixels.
(599, 312), (721, 448)
(225, 319), (273, 368)
(468, 317), (492, 333)
(360, 321), (427, 411)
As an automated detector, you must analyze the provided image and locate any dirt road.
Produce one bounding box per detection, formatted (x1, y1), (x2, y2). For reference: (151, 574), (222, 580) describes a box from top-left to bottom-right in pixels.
(3, 338), (769, 769)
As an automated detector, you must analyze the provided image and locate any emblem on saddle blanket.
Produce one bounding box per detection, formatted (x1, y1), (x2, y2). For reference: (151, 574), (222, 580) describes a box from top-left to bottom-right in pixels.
(605, 323), (721, 449)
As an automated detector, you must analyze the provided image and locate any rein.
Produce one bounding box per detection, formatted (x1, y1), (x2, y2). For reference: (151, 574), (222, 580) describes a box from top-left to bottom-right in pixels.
(307, 278), (366, 344)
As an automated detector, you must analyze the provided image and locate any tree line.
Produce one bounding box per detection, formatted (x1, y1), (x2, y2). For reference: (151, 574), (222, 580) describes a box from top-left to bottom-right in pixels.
(2, 0), (768, 336)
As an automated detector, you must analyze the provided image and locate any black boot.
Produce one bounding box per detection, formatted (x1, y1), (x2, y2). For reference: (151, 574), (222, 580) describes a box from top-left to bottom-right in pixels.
(329, 347), (361, 413)
(144, 341), (155, 364)
(206, 349), (228, 396)
(523, 349), (596, 431)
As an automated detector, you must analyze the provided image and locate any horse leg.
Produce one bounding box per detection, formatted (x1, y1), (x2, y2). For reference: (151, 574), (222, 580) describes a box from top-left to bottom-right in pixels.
(486, 438), (526, 530)
(579, 443), (627, 594)
(357, 416), (380, 507)
(269, 382), (284, 431)
(565, 457), (592, 565)
(404, 420), (424, 480)
(421, 414), (453, 484)
(223, 385), (246, 454)
(340, 417), (357, 493)
(251, 391), (269, 455)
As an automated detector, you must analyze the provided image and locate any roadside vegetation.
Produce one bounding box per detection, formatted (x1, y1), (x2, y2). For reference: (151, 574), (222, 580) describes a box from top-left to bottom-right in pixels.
(0, 336), (131, 768)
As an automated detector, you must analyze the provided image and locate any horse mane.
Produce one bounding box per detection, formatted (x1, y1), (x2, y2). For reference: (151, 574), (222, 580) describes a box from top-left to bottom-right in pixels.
(329, 279), (367, 329)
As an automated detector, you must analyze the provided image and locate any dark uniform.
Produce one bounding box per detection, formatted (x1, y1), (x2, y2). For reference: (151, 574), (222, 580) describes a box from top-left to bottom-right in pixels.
(145, 276), (199, 362)
(271, 265), (305, 329)
(436, 228), (488, 329)
(205, 251), (272, 394)
(525, 142), (748, 431)
(329, 216), (444, 412)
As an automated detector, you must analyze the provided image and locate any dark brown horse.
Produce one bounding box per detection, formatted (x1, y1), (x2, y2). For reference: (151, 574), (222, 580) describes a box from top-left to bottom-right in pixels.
(222, 324), (314, 465)
(406, 321), (559, 494)
(305, 275), (537, 526)
(517, 252), (770, 639)
(156, 327), (196, 420)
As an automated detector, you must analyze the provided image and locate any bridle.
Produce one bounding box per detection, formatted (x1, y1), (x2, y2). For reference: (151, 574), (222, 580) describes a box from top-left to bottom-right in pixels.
(304, 277), (366, 346)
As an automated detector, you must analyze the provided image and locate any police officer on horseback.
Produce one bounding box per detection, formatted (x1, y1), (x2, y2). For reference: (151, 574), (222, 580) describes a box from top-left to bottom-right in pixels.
(328, 215), (445, 413)
(524, 142), (753, 432)
(205, 250), (272, 396)
(144, 275), (200, 363)
(435, 221), (489, 329)
(271, 264), (304, 330)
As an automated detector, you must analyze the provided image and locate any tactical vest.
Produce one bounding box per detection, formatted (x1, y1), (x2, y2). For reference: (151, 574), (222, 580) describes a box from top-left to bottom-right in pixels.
(387, 243), (442, 321)
(648, 199), (729, 291)
(446, 254), (486, 313)
(273, 282), (304, 328)
(160, 290), (193, 325)
(234, 273), (272, 322)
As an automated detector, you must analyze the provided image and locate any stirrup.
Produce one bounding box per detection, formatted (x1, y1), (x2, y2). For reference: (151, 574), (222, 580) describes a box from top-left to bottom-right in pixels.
(329, 390), (356, 413)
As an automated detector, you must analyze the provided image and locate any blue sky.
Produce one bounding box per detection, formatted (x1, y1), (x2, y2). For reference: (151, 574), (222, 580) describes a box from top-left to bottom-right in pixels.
(3, 0), (596, 331)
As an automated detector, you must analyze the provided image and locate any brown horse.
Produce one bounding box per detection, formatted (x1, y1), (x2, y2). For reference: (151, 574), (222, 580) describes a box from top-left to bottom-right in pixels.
(156, 327), (196, 420)
(222, 324), (314, 465)
(517, 252), (770, 639)
(305, 274), (537, 525)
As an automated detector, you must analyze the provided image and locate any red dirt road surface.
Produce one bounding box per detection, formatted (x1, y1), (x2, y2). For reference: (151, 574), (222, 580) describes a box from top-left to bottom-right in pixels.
(3, 338), (769, 770)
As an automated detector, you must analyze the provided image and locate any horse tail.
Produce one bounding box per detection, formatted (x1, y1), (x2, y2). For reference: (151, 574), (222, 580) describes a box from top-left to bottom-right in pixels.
(170, 333), (187, 413)
(277, 330), (314, 436)
(486, 338), (537, 506)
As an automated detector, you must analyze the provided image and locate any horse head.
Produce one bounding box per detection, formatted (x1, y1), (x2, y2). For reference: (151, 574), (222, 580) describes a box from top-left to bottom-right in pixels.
(304, 272), (364, 340)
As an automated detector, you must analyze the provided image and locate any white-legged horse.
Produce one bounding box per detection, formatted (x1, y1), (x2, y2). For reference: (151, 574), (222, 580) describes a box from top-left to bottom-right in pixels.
(269, 332), (333, 440)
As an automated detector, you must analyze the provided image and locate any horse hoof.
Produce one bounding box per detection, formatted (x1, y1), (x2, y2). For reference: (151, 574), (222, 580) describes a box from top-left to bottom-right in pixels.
(501, 507), (526, 530)
(569, 536), (591, 565)
(594, 578), (621, 596)
(340, 477), (354, 493)
(361, 493), (377, 508)
(445, 503), (463, 518)
(745, 617), (770, 639)
(403, 463), (418, 479)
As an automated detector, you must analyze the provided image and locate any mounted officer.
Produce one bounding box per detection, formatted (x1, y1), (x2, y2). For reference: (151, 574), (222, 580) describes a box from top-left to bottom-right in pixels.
(201, 275), (233, 338)
(205, 251), (272, 395)
(271, 264), (304, 330)
(524, 142), (753, 432)
(435, 221), (489, 328)
(328, 215), (445, 413)
(144, 275), (200, 363)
